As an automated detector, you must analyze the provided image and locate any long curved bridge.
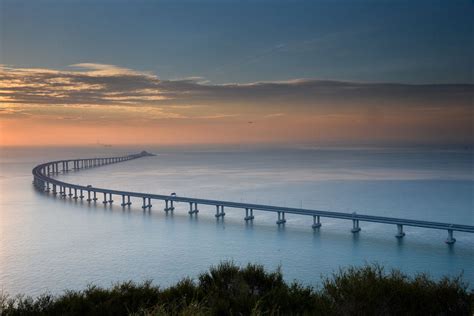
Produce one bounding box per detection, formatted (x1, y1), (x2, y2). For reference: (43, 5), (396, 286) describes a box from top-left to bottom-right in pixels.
(32, 151), (474, 244)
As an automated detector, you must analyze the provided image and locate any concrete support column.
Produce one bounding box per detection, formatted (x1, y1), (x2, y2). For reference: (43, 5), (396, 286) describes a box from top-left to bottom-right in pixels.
(351, 219), (361, 233)
(52, 184), (57, 195)
(108, 193), (113, 204)
(170, 200), (175, 211)
(164, 200), (169, 212)
(73, 188), (78, 199)
(93, 191), (98, 201)
(312, 215), (321, 229)
(103, 193), (108, 204)
(141, 197), (152, 209)
(395, 224), (405, 238)
(244, 208), (254, 221)
(215, 205), (225, 218)
(45, 182), (50, 192)
(86, 190), (91, 202)
(276, 211), (286, 225)
(68, 187), (72, 197)
(79, 190), (84, 199)
(446, 229), (456, 244)
(121, 195), (126, 207)
(188, 202), (198, 214)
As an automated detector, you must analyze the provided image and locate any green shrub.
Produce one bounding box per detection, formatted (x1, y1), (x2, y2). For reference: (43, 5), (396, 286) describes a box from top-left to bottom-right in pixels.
(0, 263), (471, 315)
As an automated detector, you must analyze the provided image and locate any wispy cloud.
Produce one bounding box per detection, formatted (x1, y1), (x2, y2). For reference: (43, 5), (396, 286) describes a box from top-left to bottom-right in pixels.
(264, 113), (286, 118)
(1, 64), (472, 110)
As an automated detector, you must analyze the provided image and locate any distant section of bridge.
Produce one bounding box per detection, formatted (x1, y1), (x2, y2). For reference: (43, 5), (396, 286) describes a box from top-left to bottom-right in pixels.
(32, 151), (474, 245)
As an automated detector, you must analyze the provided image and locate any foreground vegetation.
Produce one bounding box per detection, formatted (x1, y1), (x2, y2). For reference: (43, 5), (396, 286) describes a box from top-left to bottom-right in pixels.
(1, 262), (472, 315)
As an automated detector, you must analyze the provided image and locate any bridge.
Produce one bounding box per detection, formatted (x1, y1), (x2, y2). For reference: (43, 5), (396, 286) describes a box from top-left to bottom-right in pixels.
(32, 151), (474, 244)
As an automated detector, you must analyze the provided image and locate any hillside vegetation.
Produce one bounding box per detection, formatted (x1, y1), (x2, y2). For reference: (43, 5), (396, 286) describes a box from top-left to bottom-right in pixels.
(1, 262), (471, 315)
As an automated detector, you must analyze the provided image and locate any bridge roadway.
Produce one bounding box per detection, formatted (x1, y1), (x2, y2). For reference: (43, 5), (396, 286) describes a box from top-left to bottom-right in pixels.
(32, 151), (474, 244)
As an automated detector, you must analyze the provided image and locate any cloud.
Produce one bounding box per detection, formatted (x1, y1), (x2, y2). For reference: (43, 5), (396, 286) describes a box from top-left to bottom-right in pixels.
(264, 113), (286, 118)
(0, 63), (472, 127)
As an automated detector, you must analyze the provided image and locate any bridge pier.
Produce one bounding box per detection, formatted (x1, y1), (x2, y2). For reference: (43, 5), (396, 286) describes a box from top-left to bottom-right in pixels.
(276, 211), (286, 225)
(92, 191), (98, 202)
(52, 184), (57, 195)
(312, 215), (321, 229)
(73, 188), (78, 200)
(86, 190), (92, 202)
(446, 229), (456, 244)
(142, 197), (152, 209)
(107, 193), (114, 204)
(395, 224), (405, 238)
(68, 187), (73, 197)
(351, 219), (361, 233)
(188, 202), (199, 214)
(244, 208), (254, 221)
(45, 182), (50, 192)
(79, 190), (84, 200)
(61, 186), (67, 198)
(215, 205), (225, 218)
(103, 193), (108, 204)
(120, 195), (132, 206)
(165, 200), (175, 211)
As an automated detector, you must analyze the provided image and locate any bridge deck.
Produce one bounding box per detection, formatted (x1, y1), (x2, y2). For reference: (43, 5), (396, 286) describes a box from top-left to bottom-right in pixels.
(32, 152), (474, 243)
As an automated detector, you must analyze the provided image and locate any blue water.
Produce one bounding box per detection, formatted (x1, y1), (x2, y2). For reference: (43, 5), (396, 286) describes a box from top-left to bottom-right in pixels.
(0, 146), (473, 296)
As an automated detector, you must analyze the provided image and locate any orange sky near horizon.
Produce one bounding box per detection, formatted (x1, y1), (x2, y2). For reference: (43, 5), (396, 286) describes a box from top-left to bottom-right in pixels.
(1, 105), (472, 147)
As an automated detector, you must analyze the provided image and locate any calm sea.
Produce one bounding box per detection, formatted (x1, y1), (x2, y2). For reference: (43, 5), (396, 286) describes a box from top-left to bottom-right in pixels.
(1, 145), (473, 296)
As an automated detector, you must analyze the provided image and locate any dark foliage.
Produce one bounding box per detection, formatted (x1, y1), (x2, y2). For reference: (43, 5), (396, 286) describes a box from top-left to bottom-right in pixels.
(1, 262), (471, 315)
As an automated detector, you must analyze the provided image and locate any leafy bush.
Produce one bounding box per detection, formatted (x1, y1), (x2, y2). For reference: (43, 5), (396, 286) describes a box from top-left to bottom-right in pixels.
(0, 262), (471, 315)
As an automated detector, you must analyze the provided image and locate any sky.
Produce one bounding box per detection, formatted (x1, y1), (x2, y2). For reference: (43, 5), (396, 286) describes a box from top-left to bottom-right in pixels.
(0, 0), (473, 146)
